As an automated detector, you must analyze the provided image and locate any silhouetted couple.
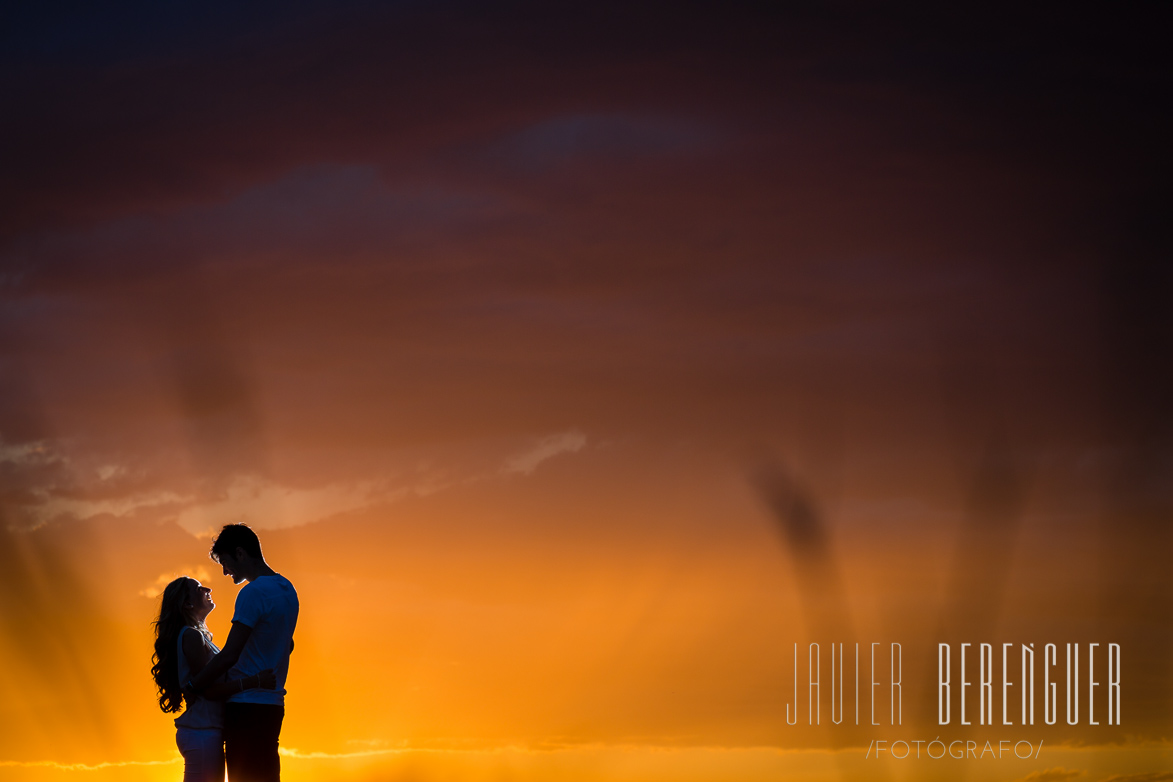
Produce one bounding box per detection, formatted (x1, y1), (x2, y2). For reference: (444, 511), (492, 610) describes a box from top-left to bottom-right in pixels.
(151, 524), (299, 782)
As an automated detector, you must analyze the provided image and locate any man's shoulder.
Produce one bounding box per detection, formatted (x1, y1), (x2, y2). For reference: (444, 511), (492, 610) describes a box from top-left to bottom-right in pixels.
(254, 573), (298, 601)
(236, 578), (262, 598)
(271, 573), (297, 595)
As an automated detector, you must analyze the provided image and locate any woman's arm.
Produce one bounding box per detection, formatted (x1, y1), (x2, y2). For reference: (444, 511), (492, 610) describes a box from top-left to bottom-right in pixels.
(181, 628), (212, 675)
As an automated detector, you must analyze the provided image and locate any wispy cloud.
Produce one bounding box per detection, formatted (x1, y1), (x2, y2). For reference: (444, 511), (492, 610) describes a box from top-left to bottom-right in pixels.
(502, 430), (586, 476)
(8, 431), (591, 537)
(0, 440), (62, 466)
(39, 490), (191, 527)
(1100, 774), (1173, 782)
(281, 746), (412, 759)
(0, 757), (180, 770)
(174, 476), (392, 535)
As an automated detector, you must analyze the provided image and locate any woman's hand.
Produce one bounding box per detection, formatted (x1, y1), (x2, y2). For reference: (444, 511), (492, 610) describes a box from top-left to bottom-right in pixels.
(257, 669), (277, 689)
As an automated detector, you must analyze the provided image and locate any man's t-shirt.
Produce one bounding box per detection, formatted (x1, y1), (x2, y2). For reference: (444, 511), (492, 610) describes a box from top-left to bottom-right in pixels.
(228, 573), (299, 705)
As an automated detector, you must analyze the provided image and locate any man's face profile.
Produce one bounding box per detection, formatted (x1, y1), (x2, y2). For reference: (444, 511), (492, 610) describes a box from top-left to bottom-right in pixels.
(218, 549), (246, 585)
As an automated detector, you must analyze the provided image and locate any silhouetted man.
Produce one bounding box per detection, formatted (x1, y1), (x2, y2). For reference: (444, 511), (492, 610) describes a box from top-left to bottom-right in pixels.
(188, 524), (298, 782)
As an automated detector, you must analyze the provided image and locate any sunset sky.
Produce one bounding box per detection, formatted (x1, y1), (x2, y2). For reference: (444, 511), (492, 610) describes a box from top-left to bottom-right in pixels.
(0, 3), (1169, 781)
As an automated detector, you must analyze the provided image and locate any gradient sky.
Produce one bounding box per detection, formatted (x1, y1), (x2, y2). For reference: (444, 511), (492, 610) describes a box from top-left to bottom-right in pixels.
(0, 3), (1170, 781)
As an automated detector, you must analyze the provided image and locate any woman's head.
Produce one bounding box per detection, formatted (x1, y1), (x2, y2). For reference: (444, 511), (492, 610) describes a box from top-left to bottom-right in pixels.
(150, 576), (214, 713)
(183, 579), (215, 624)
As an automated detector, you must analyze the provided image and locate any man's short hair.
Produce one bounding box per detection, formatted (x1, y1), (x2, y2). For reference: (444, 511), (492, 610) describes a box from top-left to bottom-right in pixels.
(210, 523), (263, 563)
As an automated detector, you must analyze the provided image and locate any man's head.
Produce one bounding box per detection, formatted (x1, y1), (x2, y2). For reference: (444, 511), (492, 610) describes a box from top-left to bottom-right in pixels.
(209, 524), (264, 584)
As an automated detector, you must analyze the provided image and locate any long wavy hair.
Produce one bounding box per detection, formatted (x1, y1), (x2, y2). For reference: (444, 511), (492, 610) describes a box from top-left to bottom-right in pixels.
(150, 576), (211, 713)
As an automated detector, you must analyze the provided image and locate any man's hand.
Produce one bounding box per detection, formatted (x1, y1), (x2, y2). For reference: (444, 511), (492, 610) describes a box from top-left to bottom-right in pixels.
(258, 669), (277, 689)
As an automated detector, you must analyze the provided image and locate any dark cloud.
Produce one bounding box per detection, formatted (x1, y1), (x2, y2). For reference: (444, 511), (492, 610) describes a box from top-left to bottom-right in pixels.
(1, 2), (1164, 243)
(0, 0), (1155, 526)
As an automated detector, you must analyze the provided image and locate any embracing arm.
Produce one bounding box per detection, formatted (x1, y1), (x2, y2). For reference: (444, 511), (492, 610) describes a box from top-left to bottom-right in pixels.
(187, 621), (253, 694)
(182, 629), (271, 699)
(202, 671), (274, 700)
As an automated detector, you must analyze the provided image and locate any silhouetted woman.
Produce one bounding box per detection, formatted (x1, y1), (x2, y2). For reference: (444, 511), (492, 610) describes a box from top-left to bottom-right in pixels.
(151, 576), (275, 782)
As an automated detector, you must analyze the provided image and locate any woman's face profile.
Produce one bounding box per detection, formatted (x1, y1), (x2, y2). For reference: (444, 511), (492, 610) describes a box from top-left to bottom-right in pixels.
(187, 580), (215, 620)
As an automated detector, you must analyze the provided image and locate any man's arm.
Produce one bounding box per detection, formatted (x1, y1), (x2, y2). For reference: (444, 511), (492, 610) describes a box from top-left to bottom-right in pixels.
(182, 626), (275, 699)
(188, 621), (252, 693)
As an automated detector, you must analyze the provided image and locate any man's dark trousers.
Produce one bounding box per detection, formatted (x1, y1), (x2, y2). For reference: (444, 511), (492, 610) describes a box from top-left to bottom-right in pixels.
(225, 702), (284, 782)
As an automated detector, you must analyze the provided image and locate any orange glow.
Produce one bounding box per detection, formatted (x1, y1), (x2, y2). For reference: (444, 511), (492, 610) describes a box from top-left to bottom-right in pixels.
(1, 4), (1170, 780)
